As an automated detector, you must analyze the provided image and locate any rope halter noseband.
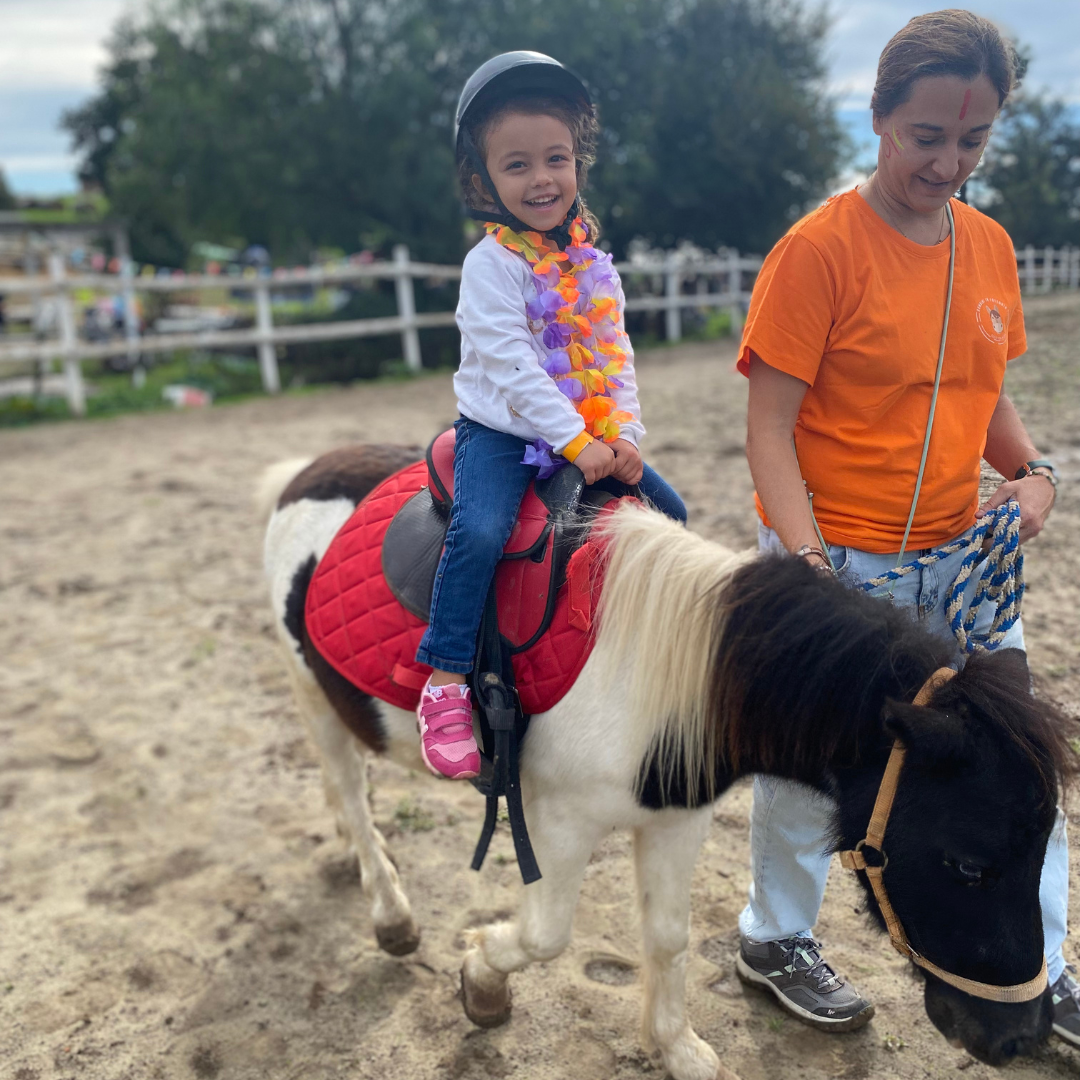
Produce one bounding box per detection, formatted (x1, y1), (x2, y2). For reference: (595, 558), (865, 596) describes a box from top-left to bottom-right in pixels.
(839, 667), (1048, 1004)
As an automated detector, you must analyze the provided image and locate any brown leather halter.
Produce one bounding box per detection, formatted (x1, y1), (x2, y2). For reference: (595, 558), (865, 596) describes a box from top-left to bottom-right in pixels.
(839, 667), (1049, 1004)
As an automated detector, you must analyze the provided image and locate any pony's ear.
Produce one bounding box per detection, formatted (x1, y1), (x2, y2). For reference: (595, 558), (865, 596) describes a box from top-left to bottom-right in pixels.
(884, 701), (972, 770)
(984, 647), (1030, 686)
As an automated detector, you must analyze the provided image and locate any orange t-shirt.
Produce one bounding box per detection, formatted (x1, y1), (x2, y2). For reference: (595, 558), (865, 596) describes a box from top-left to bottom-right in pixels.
(738, 190), (1026, 552)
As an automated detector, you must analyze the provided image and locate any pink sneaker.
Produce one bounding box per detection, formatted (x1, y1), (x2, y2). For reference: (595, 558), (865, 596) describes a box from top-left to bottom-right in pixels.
(417, 682), (481, 780)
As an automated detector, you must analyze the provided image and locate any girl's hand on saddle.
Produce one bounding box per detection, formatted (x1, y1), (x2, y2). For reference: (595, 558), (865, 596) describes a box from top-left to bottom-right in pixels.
(977, 476), (1056, 544)
(609, 439), (644, 485)
(573, 439), (616, 485)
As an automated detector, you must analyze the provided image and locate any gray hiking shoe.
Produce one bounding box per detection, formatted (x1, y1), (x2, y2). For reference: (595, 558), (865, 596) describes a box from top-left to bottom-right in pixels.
(1051, 966), (1080, 1046)
(736, 935), (875, 1031)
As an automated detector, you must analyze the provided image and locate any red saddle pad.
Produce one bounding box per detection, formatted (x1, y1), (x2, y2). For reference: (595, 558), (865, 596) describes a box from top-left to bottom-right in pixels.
(304, 459), (615, 715)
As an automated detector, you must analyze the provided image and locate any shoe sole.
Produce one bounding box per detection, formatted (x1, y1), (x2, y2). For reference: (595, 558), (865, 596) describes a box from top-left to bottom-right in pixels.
(419, 738), (479, 780)
(419, 748), (479, 780)
(736, 952), (876, 1032)
(1054, 1022), (1080, 1047)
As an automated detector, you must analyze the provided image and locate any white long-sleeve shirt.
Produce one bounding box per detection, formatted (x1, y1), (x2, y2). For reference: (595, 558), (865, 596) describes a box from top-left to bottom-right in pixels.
(454, 234), (645, 454)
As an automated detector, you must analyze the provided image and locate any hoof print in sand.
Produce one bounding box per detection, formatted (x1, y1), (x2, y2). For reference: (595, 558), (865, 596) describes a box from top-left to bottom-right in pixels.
(583, 954), (638, 986)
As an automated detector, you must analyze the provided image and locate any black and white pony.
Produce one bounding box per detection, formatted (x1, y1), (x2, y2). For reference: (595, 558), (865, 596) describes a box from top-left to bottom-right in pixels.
(259, 446), (1072, 1079)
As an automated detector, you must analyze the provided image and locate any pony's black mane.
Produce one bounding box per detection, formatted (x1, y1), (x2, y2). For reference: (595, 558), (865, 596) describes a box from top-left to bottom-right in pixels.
(710, 554), (1075, 796)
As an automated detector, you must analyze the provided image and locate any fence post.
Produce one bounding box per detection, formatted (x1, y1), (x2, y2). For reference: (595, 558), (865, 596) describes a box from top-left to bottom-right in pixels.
(1071, 247), (1080, 291)
(726, 249), (745, 335)
(254, 278), (281, 393)
(49, 252), (85, 416)
(664, 253), (681, 342)
(1021, 245), (1034, 293)
(1043, 245), (1054, 293)
(114, 230), (143, 385)
(393, 244), (422, 372)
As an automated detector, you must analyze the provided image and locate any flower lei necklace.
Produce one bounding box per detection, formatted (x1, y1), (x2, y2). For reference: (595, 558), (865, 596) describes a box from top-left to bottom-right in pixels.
(486, 216), (633, 478)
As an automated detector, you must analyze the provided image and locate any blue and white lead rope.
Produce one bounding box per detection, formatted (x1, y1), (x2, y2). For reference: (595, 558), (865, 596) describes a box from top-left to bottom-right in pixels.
(858, 500), (1024, 654)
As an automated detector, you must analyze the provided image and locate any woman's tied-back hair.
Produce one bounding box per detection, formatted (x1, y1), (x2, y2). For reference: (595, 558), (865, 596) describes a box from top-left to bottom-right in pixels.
(871, 8), (1022, 120)
(457, 92), (602, 242)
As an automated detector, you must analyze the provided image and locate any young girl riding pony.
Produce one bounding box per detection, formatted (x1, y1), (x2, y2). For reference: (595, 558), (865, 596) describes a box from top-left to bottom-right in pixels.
(415, 52), (686, 780)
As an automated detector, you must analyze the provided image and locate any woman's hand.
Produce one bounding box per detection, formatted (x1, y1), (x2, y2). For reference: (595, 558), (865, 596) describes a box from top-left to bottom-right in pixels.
(976, 475), (1056, 543)
(609, 439), (644, 485)
(573, 439), (616, 485)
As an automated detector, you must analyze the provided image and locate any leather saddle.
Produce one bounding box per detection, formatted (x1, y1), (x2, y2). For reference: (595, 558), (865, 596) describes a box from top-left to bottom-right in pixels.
(381, 428), (618, 650)
(380, 429), (626, 885)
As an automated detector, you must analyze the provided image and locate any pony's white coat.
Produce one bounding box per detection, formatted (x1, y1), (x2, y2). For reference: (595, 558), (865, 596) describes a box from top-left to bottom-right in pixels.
(262, 464), (747, 1080)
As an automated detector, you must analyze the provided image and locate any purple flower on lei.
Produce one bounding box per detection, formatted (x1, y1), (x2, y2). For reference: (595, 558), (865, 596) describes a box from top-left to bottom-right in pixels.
(557, 378), (583, 401)
(526, 289), (564, 323)
(565, 243), (598, 266)
(521, 439), (568, 480)
(543, 321), (572, 350)
(574, 249), (616, 295)
(532, 262), (561, 287)
(540, 348), (571, 376)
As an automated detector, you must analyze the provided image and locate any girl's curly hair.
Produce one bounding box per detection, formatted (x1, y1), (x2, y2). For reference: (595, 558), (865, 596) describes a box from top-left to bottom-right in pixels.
(457, 93), (602, 243)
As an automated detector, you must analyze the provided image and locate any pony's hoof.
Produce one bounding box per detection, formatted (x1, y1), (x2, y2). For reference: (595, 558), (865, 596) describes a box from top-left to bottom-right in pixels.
(375, 918), (421, 956)
(460, 965), (512, 1028)
(661, 1029), (729, 1080)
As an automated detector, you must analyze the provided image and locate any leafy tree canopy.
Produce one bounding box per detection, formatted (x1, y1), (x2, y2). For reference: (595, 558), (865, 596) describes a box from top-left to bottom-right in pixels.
(64, 0), (847, 266)
(976, 92), (1080, 248)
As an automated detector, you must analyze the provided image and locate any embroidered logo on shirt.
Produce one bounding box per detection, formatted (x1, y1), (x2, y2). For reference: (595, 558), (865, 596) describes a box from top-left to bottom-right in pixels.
(975, 297), (1008, 344)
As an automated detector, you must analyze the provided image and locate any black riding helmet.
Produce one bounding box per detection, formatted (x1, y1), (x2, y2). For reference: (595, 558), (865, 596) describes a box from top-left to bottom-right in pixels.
(455, 51), (592, 240)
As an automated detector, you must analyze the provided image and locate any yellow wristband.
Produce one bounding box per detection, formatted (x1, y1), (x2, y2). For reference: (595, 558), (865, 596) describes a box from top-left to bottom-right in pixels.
(559, 431), (594, 463)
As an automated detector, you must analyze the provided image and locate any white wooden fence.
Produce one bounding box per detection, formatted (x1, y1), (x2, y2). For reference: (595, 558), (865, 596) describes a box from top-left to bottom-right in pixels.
(3, 241), (1075, 416)
(0, 245), (762, 415)
(1016, 245), (1080, 294)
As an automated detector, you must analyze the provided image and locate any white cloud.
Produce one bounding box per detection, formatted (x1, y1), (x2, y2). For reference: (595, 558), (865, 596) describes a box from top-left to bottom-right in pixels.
(0, 0), (147, 90)
(826, 0), (1080, 111)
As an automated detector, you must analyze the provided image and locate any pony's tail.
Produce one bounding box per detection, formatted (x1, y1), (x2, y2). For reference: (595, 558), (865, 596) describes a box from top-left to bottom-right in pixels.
(254, 458), (312, 522)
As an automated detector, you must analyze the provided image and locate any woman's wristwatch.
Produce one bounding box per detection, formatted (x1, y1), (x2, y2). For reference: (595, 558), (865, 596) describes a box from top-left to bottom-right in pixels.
(1014, 459), (1057, 489)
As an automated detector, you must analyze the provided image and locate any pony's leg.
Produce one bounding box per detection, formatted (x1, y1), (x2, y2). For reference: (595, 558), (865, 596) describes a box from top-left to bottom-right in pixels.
(635, 807), (736, 1080)
(292, 672), (419, 955)
(461, 797), (605, 1027)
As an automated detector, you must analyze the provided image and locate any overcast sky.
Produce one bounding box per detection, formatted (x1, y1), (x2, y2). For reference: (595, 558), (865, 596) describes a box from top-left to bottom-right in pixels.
(3, 0), (1079, 195)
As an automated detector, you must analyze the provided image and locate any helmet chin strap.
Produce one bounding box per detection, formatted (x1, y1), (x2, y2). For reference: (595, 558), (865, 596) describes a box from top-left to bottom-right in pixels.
(461, 128), (583, 245)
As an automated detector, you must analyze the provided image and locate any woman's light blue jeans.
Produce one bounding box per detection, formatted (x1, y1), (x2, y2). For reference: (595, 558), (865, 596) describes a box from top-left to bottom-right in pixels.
(738, 523), (1069, 985)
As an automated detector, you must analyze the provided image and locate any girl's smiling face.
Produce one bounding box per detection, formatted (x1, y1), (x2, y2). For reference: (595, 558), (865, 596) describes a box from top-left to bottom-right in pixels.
(474, 111), (577, 232)
(873, 73), (999, 211)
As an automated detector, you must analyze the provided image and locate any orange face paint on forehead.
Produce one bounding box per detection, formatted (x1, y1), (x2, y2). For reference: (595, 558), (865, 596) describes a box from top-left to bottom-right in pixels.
(959, 88), (972, 121)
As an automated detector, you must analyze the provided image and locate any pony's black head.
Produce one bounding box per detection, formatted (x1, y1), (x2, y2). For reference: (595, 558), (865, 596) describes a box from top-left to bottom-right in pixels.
(844, 647), (1075, 1064)
(712, 553), (1076, 1061)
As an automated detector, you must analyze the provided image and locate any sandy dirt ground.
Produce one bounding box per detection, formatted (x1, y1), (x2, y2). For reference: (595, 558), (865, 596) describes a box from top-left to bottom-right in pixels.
(2, 293), (1080, 1080)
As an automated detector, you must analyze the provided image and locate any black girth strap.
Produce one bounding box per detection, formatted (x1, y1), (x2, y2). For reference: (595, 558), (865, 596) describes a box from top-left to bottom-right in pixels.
(469, 582), (541, 884)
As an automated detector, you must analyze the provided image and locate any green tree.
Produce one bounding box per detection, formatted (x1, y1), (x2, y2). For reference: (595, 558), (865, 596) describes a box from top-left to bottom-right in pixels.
(0, 168), (16, 210)
(65, 0), (846, 265)
(976, 93), (1080, 248)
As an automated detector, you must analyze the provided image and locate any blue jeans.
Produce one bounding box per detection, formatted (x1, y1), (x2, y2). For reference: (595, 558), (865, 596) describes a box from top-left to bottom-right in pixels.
(415, 418), (687, 674)
(738, 524), (1069, 984)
